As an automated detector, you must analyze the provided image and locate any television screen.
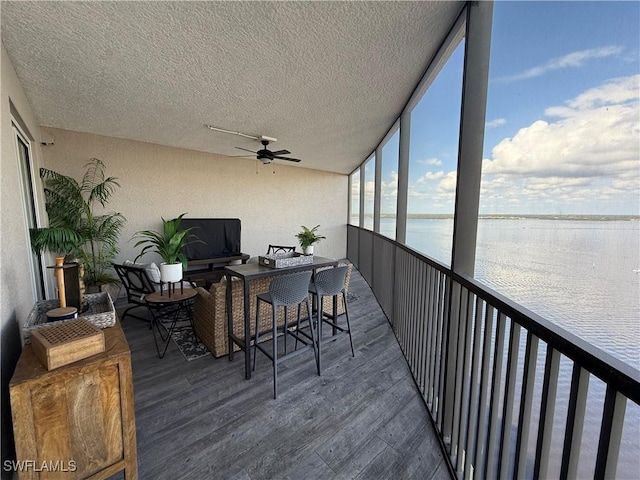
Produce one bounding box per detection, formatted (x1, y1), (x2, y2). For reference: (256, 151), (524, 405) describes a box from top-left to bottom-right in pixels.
(179, 218), (241, 259)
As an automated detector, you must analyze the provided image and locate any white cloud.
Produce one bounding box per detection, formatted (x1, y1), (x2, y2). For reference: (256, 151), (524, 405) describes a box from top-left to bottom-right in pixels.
(437, 172), (458, 194)
(381, 172), (398, 199)
(364, 180), (375, 199)
(565, 74), (639, 110)
(481, 74), (640, 214)
(417, 171), (446, 183)
(486, 118), (507, 128)
(417, 158), (443, 166)
(350, 179), (360, 195)
(499, 46), (623, 82)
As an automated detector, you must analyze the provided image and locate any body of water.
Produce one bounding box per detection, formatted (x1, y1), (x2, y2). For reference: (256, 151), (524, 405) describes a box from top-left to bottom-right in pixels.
(376, 216), (640, 477)
(381, 216), (640, 370)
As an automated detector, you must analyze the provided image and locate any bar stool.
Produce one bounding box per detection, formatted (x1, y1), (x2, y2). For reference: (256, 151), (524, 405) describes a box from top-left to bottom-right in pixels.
(253, 270), (318, 399)
(308, 265), (354, 374)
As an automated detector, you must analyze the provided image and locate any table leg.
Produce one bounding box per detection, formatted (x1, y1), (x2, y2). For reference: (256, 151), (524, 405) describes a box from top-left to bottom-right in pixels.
(227, 274), (234, 362)
(150, 304), (181, 359)
(244, 281), (251, 380)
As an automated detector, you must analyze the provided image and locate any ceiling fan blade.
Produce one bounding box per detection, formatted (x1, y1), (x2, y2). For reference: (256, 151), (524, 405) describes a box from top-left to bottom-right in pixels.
(235, 146), (257, 153)
(269, 149), (290, 156)
(228, 154), (255, 157)
(273, 156), (301, 163)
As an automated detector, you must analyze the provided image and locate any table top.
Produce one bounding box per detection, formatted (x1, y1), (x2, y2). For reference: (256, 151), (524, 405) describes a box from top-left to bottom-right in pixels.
(187, 253), (250, 266)
(224, 255), (338, 281)
(146, 288), (197, 304)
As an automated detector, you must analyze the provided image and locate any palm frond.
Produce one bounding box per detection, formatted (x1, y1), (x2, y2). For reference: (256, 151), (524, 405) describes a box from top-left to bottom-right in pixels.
(32, 159), (126, 286)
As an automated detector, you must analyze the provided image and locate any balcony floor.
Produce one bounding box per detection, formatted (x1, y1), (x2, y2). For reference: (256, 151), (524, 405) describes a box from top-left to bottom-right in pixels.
(117, 269), (450, 480)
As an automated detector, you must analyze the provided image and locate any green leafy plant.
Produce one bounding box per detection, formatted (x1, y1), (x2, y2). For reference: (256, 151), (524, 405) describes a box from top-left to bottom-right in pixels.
(295, 225), (326, 248)
(30, 158), (126, 286)
(132, 213), (201, 269)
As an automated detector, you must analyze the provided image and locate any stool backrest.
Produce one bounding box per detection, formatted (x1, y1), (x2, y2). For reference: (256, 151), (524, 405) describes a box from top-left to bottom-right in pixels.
(269, 270), (313, 306)
(314, 265), (348, 297)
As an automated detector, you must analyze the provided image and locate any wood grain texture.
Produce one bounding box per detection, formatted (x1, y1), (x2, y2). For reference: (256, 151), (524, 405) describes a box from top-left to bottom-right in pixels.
(30, 320), (105, 371)
(9, 321), (137, 480)
(110, 269), (450, 480)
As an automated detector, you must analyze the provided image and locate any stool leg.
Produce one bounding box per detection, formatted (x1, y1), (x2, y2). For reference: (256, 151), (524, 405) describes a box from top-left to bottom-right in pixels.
(332, 293), (338, 336)
(306, 299), (319, 375)
(295, 303), (301, 351)
(283, 305), (288, 355)
(293, 303), (302, 350)
(253, 298), (261, 371)
(272, 305), (278, 399)
(317, 296), (324, 375)
(343, 291), (355, 357)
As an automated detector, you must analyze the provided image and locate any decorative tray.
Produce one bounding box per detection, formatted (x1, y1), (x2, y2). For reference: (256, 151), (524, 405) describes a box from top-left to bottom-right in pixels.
(258, 252), (314, 269)
(23, 292), (116, 344)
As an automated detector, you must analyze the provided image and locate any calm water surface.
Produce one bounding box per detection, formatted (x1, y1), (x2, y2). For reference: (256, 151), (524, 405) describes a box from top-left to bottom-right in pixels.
(388, 217), (640, 369)
(380, 216), (640, 477)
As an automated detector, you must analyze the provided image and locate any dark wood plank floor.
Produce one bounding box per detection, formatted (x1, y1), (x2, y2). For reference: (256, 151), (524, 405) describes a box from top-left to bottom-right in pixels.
(115, 269), (451, 480)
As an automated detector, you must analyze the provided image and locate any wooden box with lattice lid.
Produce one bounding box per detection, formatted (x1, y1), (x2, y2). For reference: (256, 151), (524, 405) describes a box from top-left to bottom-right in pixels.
(30, 318), (106, 370)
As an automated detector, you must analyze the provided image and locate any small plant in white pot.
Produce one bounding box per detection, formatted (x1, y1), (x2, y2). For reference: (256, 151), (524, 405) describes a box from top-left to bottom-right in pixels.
(296, 225), (326, 255)
(132, 213), (201, 283)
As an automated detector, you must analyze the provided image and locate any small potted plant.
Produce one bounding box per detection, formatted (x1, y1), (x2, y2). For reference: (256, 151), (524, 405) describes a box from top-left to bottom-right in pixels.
(295, 225), (326, 255)
(132, 213), (201, 283)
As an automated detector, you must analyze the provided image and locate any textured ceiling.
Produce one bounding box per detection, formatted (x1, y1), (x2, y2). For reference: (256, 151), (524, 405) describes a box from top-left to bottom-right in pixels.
(1, 1), (463, 174)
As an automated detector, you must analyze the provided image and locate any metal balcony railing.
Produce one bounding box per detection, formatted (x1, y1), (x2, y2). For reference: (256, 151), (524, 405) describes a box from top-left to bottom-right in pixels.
(347, 225), (640, 479)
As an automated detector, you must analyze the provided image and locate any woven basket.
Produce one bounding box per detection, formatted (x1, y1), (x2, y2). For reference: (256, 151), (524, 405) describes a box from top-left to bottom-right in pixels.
(23, 292), (116, 344)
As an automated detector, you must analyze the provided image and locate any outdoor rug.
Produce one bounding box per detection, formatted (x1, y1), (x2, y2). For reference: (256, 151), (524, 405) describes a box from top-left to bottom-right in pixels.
(170, 323), (211, 361)
(346, 291), (361, 303)
(167, 292), (360, 361)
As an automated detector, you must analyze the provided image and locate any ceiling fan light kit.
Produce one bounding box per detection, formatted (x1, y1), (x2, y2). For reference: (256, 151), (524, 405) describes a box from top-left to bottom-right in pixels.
(206, 124), (301, 164)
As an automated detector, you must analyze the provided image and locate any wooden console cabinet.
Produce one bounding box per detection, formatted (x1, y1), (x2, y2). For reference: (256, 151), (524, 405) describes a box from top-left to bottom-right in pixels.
(9, 320), (137, 479)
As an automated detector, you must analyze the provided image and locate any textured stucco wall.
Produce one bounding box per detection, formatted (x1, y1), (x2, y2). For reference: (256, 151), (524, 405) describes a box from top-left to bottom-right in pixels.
(40, 128), (348, 273)
(0, 42), (47, 470)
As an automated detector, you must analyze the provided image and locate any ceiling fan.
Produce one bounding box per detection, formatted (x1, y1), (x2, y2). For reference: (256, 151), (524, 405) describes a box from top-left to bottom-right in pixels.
(205, 125), (301, 164)
(235, 139), (301, 164)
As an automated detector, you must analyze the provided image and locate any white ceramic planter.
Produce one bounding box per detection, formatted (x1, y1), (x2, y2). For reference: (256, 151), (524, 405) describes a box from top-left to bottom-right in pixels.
(302, 245), (314, 256)
(160, 262), (183, 283)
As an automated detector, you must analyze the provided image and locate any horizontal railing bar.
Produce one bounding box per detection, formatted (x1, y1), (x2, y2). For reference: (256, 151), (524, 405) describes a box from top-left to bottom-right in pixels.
(453, 271), (640, 403)
(348, 226), (640, 480)
(353, 226), (639, 404)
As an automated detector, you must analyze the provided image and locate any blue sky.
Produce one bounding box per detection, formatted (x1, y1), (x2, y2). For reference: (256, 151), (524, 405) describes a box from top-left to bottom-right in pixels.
(371, 1), (639, 216)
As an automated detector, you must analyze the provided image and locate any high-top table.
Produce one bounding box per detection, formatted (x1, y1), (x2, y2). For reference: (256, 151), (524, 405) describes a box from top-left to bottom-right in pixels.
(225, 256), (338, 379)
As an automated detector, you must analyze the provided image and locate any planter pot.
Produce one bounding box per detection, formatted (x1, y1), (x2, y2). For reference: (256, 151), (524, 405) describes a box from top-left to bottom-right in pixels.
(160, 262), (183, 283)
(302, 245), (314, 256)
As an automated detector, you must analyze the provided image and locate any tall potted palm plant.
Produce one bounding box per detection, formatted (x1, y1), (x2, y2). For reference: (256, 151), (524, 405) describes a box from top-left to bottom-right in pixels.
(30, 158), (126, 296)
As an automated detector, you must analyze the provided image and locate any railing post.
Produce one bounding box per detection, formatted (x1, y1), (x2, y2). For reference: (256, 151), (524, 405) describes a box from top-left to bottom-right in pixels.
(359, 164), (365, 229)
(443, 0), (494, 453)
(450, 0), (493, 275)
(373, 145), (382, 233)
(395, 111), (410, 244)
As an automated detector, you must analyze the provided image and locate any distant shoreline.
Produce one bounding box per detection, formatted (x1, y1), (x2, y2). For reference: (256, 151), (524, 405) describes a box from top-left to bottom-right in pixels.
(368, 214), (640, 221)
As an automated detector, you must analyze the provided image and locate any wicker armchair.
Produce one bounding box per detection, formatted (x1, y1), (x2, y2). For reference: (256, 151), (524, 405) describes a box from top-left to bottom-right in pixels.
(193, 262), (352, 357)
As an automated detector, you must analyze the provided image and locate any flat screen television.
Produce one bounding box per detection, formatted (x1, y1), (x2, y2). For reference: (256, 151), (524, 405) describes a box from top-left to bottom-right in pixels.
(179, 218), (242, 259)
